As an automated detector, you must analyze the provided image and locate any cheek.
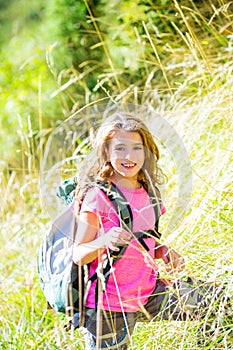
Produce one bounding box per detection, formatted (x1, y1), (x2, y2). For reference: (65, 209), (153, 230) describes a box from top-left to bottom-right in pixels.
(109, 151), (122, 161)
(111, 157), (122, 166)
(138, 150), (145, 162)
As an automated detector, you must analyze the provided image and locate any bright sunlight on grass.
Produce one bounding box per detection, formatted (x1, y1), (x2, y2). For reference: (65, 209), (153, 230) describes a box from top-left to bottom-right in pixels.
(0, 1), (232, 349)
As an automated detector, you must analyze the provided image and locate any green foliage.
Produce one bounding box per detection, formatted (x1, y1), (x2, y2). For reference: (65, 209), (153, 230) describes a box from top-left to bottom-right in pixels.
(0, 0), (61, 167)
(52, 0), (103, 93)
(0, 1), (233, 346)
(46, 0), (233, 115)
(54, 0), (87, 63)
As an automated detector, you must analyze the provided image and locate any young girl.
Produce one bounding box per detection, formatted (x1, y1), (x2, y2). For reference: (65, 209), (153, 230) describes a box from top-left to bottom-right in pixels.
(72, 112), (224, 349)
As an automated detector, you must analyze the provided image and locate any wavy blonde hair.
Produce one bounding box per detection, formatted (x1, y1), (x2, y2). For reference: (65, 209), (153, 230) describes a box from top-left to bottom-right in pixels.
(77, 112), (164, 193)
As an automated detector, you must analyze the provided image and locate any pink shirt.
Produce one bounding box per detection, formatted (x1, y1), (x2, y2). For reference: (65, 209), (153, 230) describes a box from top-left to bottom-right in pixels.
(80, 183), (165, 312)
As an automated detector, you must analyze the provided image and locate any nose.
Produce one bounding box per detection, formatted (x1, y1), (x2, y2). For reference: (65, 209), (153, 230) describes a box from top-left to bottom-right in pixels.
(124, 147), (133, 160)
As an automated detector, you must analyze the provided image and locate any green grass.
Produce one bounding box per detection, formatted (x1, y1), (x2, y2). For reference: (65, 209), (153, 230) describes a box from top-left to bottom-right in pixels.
(1, 73), (232, 348)
(1, 1), (233, 349)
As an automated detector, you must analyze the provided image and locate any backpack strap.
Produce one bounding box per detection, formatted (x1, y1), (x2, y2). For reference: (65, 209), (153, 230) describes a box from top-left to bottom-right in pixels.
(98, 182), (162, 236)
(97, 181), (133, 233)
(56, 178), (162, 296)
(57, 177), (162, 239)
(88, 181), (135, 306)
(92, 182), (162, 295)
(57, 177), (162, 250)
(149, 186), (162, 235)
(96, 181), (134, 264)
(132, 187), (162, 242)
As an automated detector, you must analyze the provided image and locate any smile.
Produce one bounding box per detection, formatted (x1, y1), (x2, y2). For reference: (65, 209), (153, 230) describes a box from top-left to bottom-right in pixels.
(121, 162), (137, 169)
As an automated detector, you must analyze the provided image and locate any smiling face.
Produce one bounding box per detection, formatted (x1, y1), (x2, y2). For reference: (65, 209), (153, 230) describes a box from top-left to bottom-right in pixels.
(107, 130), (145, 187)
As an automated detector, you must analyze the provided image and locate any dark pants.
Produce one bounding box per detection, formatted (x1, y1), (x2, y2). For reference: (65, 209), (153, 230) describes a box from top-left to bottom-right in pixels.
(82, 278), (229, 349)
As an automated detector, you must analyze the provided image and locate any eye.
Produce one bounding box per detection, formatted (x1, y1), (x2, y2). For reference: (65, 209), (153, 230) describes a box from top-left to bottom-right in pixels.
(134, 146), (143, 150)
(115, 146), (124, 151)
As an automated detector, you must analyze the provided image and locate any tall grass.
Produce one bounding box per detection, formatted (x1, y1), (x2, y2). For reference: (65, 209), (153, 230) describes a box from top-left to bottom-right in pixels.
(1, 2), (233, 349)
(1, 77), (232, 349)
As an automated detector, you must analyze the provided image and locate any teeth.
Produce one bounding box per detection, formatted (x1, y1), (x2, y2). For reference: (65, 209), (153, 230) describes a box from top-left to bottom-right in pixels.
(123, 163), (135, 168)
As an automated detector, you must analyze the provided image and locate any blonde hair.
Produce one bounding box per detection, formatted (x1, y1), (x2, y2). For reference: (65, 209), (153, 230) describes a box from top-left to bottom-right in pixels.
(77, 112), (164, 193)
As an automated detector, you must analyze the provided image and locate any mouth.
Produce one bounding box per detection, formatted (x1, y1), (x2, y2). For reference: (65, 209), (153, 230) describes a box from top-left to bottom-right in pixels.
(121, 162), (137, 169)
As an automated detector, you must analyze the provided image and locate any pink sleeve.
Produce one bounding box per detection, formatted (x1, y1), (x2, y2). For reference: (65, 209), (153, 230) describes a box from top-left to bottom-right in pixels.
(80, 187), (109, 215)
(80, 186), (120, 231)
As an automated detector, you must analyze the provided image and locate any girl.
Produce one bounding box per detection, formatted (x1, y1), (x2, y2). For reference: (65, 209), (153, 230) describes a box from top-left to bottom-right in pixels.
(72, 112), (223, 349)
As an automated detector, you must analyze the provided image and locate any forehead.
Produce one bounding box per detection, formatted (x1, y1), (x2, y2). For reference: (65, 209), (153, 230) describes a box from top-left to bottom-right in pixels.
(110, 130), (143, 144)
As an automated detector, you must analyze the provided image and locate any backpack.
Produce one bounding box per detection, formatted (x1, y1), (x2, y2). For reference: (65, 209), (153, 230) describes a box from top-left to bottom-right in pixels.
(38, 178), (162, 327)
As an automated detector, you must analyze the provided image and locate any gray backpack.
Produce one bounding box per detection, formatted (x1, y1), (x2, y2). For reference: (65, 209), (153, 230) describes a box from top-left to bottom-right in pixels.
(38, 179), (161, 326)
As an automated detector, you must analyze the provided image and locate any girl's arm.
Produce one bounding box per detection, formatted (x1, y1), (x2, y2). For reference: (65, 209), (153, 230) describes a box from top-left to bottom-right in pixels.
(73, 211), (132, 266)
(73, 211), (105, 266)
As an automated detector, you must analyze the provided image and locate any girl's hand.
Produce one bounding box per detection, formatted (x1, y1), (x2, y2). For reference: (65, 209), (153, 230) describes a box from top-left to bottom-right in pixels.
(155, 245), (185, 273)
(103, 227), (132, 252)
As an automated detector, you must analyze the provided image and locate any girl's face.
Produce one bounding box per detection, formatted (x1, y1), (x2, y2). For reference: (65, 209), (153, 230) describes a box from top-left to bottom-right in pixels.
(107, 130), (145, 185)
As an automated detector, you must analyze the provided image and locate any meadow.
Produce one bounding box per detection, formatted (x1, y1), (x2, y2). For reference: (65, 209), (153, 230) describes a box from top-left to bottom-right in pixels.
(0, 1), (233, 349)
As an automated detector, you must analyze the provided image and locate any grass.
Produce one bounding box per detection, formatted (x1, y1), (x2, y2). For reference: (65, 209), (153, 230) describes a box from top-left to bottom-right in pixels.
(1, 1), (233, 349)
(1, 71), (232, 348)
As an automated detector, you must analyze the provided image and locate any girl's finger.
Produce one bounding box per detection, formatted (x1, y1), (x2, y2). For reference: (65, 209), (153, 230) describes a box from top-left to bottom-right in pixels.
(109, 244), (120, 252)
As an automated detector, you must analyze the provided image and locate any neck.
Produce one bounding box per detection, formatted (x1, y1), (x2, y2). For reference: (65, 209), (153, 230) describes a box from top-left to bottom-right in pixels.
(109, 174), (141, 189)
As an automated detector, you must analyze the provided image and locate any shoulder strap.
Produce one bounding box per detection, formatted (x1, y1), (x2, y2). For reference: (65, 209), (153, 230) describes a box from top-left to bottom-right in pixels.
(92, 181), (162, 302)
(149, 185), (162, 232)
(97, 181), (133, 232)
(97, 182), (162, 235)
(56, 177), (162, 240)
(97, 181), (133, 262)
(132, 186), (162, 243)
(90, 181), (134, 301)
(96, 181), (162, 260)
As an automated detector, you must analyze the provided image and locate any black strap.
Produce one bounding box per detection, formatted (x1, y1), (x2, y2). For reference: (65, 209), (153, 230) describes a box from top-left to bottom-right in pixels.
(134, 228), (161, 241)
(97, 181), (133, 232)
(62, 178), (162, 319)
(98, 182), (162, 239)
(97, 181), (162, 260)
(148, 187), (162, 236)
(92, 182), (163, 305)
